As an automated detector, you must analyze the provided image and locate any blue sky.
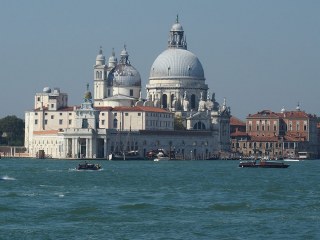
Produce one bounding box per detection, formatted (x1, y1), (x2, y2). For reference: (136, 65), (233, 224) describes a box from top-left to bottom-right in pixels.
(1, 0), (319, 120)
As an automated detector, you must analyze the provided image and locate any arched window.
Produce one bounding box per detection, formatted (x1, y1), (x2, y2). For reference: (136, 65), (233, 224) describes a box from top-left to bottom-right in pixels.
(162, 94), (168, 108)
(191, 94), (196, 109)
(193, 121), (206, 130)
(96, 71), (99, 79)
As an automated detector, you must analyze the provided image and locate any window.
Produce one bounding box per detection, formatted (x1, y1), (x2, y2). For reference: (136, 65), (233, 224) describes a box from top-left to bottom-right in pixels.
(60, 113), (62, 116)
(102, 113), (104, 116)
(35, 112), (38, 116)
(59, 119), (63, 125)
(138, 113), (141, 116)
(82, 119), (88, 128)
(69, 120), (72, 125)
(44, 120), (48, 125)
(101, 120), (105, 125)
(130, 89), (133, 96)
(37, 97), (40, 101)
(125, 113), (128, 116)
(114, 113), (117, 116)
(69, 113), (72, 116)
(51, 115), (54, 119)
(113, 119), (118, 128)
(35, 119), (38, 124)
(51, 104), (54, 108)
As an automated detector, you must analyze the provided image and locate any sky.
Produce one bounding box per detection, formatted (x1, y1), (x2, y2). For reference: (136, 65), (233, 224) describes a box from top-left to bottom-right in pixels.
(1, 0), (319, 120)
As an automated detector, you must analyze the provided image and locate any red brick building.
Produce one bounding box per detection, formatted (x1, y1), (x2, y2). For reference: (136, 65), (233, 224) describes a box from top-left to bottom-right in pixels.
(231, 108), (319, 159)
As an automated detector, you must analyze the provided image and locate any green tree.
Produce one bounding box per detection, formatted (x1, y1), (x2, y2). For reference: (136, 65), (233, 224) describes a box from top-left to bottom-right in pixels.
(0, 115), (25, 146)
(174, 115), (186, 130)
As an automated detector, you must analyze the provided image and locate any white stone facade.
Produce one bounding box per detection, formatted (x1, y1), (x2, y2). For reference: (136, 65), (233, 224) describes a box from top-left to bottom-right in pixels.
(24, 16), (231, 159)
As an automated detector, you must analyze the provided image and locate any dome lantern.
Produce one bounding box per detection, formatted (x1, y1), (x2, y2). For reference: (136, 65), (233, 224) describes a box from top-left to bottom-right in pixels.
(168, 15), (187, 49)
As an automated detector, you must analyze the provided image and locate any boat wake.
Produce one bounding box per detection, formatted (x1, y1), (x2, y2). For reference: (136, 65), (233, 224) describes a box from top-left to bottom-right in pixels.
(68, 168), (104, 172)
(0, 175), (16, 181)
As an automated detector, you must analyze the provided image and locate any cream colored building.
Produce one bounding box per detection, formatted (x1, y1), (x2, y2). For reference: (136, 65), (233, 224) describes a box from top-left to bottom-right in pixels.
(24, 16), (231, 159)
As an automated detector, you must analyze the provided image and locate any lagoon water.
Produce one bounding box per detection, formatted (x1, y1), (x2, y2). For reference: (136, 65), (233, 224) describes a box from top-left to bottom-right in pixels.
(1, 158), (320, 240)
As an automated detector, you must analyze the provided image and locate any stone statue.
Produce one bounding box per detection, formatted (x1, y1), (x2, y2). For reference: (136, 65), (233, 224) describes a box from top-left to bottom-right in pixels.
(183, 91), (189, 111)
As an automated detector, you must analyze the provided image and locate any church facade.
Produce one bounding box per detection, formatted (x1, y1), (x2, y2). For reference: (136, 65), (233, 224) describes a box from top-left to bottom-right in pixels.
(24, 17), (231, 159)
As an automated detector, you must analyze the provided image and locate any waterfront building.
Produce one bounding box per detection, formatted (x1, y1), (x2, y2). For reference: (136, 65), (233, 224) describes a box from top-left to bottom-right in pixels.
(24, 16), (231, 159)
(231, 106), (319, 159)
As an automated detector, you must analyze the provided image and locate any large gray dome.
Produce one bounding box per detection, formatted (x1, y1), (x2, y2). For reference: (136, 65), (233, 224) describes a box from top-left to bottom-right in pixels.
(113, 64), (141, 87)
(149, 48), (205, 80)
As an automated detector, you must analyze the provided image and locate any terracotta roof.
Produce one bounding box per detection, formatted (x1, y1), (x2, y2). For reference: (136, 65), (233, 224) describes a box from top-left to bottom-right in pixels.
(248, 109), (316, 120)
(230, 116), (246, 126)
(230, 131), (248, 137)
(95, 106), (113, 111)
(247, 110), (280, 119)
(33, 130), (59, 135)
(284, 132), (307, 142)
(278, 111), (314, 119)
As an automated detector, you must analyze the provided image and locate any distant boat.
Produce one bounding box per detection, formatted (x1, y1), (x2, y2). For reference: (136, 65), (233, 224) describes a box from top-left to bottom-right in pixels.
(108, 150), (142, 160)
(77, 162), (101, 170)
(147, 148), (175, 160)
(239, 160), (289, 168)
(154, 152), (170, 161)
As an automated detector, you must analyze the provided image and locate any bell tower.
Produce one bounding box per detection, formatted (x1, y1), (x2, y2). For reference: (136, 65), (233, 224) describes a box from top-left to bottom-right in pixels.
(93, 47), (107, 105)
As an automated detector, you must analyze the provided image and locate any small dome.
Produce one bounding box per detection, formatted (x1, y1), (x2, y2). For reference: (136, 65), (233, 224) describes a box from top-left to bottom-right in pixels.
(149, 48), (205, 80)
(108, 48), (117, 68)
(84, 91), (92, 101)
(43, 87), (51, 93)
(109, 55), (117, 63)
(96, 47), (105, 65)
(171, 22), (183, 32)
(96, 54), (105, 61)
(120, 48), (128, 57)
(113, 64), (141, 87)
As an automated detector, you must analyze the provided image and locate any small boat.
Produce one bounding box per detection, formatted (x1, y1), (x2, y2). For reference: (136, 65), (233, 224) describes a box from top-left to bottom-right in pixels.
(77, 162), (101, 170)
(147, 148), (174, 160)
(154, 152), (170, 161)
(108, 150), (142, 160)
(239, 160), (289, 168)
